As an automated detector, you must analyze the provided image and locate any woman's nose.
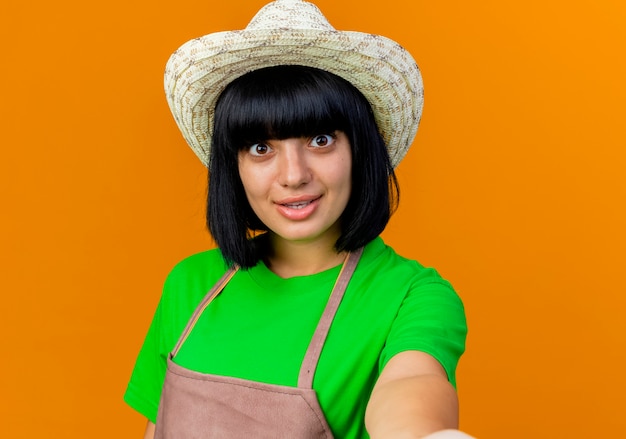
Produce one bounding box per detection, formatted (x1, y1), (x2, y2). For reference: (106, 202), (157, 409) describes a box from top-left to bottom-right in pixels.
(277, 143), (311, 188)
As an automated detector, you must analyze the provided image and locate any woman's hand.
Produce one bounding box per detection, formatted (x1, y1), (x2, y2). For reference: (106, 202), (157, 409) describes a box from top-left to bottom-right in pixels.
(365, 351), (467, 439)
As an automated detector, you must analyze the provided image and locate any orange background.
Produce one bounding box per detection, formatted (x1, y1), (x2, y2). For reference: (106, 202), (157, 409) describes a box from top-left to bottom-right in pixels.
(1, 0), (624, 437)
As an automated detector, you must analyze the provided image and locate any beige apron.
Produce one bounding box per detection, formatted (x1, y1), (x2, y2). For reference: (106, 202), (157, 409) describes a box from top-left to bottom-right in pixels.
(155, 248), (363, 438)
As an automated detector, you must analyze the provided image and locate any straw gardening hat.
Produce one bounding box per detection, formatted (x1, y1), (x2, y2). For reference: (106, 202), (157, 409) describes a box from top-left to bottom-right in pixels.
(164, 0), (423, 168)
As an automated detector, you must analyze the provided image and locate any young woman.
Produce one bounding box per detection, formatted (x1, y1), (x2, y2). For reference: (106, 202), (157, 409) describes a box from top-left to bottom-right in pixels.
(125, 1), (470, 438)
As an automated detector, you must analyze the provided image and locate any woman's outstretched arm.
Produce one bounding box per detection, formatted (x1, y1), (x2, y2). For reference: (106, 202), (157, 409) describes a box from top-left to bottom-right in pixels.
(365, 350), (473, 439)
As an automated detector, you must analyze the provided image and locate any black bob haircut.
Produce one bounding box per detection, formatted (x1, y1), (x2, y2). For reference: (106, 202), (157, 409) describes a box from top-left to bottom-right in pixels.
(208, 65), (399, 268)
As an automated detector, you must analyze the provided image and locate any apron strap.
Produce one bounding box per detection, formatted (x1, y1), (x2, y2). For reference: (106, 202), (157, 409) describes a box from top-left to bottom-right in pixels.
(297, 247), (364, 389)
(171, 265), (239, 359)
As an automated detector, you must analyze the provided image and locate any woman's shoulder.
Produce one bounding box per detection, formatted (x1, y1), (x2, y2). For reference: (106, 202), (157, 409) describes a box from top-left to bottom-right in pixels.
(152, 248), (233, 323)
(170, 247), (228, 272)
(163, 247), (230, 295)
(361, 237), (453, 288)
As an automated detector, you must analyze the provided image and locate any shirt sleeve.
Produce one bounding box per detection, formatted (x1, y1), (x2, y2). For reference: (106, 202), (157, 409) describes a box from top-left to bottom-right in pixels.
(123, 297), (169, 423)
(378, 268), (467, 388)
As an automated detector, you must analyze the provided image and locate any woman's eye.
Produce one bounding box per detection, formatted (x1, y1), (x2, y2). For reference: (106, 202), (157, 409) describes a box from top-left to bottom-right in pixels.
(310, 134), (335, 148)
(249, 143), (272, 156)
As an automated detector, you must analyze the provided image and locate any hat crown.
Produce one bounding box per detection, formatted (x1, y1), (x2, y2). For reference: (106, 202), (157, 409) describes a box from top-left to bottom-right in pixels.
(246, 0), (335, 31)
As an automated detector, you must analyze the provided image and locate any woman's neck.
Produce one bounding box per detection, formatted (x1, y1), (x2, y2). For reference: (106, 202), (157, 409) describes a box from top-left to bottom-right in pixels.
(264, 234), (347, 278)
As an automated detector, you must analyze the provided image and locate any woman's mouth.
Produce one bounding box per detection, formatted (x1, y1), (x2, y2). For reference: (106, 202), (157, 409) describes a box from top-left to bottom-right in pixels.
(275, 196), (322, 220)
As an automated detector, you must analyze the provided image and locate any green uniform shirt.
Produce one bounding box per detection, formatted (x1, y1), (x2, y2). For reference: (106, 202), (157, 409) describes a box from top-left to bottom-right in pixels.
(124, 237), (467, 438)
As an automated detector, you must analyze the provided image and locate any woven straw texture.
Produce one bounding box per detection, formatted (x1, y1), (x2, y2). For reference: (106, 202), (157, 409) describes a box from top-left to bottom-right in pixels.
(164, 0), (423, 167)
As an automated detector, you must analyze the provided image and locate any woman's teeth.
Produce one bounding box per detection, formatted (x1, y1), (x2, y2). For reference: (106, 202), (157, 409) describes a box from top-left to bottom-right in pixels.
(284, 201), (311, 209)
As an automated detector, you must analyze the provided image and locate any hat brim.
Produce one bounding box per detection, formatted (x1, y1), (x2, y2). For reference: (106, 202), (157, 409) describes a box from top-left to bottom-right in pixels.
(165, 29), (423, 167)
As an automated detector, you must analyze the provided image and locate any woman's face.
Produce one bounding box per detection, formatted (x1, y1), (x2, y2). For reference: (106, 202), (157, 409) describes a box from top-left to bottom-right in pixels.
(238, 131), (352, 248)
